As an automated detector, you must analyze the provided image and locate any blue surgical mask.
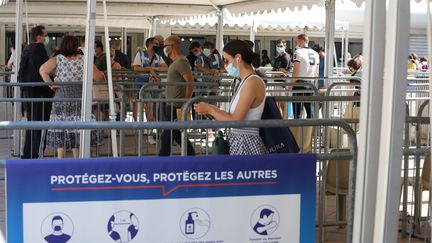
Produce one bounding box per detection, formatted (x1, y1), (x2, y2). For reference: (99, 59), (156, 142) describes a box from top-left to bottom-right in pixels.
(194, 52), (202, 57)
(276, 47), (285, 54)
(163, 47), (169, 57)
(203, 48), (211, 57)
(44, 36), (50, 46)
(226, 63), (240, 78)
(54, 226), (61, 231)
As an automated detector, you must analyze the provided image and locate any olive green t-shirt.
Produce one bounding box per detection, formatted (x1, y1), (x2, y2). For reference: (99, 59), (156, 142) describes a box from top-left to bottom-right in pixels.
(166, 56), (192, 100)
(94, 53), (107, 72)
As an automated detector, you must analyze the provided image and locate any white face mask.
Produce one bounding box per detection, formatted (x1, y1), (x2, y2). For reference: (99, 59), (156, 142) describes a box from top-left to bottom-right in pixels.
(203, 48), (211, 57)
(276, 47), (285, 54)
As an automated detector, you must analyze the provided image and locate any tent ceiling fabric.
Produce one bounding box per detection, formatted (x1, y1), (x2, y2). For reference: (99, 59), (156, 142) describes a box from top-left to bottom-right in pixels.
(1, 0), (324, 29)
(163, 7), (348, 31)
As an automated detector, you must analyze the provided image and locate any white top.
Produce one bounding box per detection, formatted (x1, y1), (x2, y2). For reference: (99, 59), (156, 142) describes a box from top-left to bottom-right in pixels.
(7, 50), (16, 82)
(7, 50), (15, 70)
(229, 74), (266, 135)
(132, 50), (165, 67)
(293, 47), (319, 80)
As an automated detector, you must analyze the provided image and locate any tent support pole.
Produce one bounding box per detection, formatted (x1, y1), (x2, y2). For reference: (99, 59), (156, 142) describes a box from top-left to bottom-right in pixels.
(80, 0), (96, 158)
(344, 29), (350, 65)
(371, 0), (410, 241)
(353, 0), (410, 242)
(216, 8), (224, 54)
(102, 0), (119, 157)
(150, 17), (157, 37)
(13, 0), (23, 157)
(123, 28), (128, 55)
(324, 0), (335, 85)
(249, 19), (256, 52)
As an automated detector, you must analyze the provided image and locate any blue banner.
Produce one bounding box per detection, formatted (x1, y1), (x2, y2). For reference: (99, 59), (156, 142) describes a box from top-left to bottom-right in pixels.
(7, 154), (316, 243)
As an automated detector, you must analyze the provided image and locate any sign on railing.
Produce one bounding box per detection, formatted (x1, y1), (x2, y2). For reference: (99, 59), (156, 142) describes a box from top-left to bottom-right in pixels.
(6, 154), (316, 243)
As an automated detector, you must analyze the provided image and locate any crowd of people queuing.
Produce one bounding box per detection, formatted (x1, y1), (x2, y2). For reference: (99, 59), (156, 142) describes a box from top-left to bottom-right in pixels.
(5, 24), (429, 158)
(408, 53), (428, 71)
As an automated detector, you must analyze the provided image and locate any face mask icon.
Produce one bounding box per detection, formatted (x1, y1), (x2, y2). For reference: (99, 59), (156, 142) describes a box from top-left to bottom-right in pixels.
(42, 214), (73, 243)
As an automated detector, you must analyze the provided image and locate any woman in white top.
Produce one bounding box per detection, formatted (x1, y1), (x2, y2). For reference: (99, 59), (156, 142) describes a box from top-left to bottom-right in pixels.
(194, 40), (267, 155)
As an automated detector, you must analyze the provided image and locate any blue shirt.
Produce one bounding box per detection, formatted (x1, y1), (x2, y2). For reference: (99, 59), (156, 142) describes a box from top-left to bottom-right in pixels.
(44, 233), (71, 243)
(196, 53), (222, 70)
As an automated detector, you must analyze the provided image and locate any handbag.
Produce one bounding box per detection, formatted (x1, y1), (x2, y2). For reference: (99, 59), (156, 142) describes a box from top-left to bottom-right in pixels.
(211, 130), (230, 155)
(259, 97), (300, 153)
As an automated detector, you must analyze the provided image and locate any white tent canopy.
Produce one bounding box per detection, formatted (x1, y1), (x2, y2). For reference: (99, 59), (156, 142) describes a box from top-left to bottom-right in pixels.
(162, 7), (349, 32)
(0, 0), (324, 29)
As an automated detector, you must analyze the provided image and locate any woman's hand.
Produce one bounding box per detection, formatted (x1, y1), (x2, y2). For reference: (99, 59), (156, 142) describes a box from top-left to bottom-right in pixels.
(50, 85), (61, 90)
(194, 102), (211, 115)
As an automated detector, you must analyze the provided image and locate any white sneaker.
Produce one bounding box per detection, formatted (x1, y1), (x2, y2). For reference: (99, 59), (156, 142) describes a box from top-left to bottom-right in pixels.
(148, 136), (157, 145)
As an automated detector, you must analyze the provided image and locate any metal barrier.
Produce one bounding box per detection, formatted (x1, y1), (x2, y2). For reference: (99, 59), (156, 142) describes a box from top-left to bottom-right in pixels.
(0, 118), (358, 243)
(402, 100), (431, 240)
(1, 71), (431, 242)
(0, 81), (126, 158)
(136, 82), (232, 157)
(181, 96), (359, 243)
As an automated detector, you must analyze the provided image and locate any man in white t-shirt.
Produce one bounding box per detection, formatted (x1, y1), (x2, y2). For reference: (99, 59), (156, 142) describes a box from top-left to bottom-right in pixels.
(132, 37), (168, 144)
(292, 34), (319, 119)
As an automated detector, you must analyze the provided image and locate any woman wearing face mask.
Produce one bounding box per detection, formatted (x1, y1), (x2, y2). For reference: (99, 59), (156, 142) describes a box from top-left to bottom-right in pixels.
(194, 40), (268, 155)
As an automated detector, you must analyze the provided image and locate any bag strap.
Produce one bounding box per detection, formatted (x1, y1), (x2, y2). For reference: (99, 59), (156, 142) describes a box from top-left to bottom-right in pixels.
(204, 57), (213, 70)
(139, 51), (144, 66)
(214, 54), (221, 69)
(229, 72), (256, 107)
(148, 52), (156, 67)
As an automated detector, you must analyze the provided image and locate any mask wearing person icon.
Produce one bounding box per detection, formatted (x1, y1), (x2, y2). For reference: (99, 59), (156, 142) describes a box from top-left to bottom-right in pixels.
(44, 216), (71, 243)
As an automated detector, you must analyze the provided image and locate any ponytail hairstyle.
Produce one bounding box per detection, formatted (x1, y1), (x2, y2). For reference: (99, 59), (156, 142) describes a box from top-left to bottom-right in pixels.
(223, 40), (260, 68)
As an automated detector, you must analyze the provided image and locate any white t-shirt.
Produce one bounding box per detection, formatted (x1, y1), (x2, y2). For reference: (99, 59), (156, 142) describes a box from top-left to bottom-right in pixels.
(132, 50), (165, 67)
(293, 47), (319, 80)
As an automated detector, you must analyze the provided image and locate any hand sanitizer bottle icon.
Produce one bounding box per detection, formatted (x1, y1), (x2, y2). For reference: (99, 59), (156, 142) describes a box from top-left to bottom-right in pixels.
(185, 212), (197, 235)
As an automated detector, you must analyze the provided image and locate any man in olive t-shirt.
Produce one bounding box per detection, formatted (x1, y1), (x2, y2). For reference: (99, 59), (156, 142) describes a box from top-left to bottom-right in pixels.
(159, 35), (195, 156)
(166, 55), (192, 101)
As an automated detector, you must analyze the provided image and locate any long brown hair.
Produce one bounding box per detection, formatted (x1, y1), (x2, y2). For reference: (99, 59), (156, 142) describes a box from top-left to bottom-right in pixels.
(59, 36), (80, 57)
